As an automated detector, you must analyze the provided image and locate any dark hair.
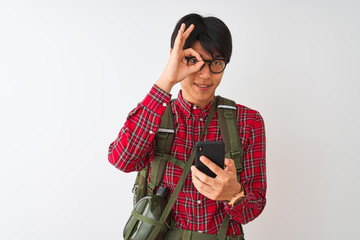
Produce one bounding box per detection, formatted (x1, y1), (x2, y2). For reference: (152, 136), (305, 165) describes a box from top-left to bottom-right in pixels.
(170, 13), (232, 62)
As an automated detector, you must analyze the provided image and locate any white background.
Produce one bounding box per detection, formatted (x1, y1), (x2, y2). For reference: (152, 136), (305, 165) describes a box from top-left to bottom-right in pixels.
(1, 0), (359, 239)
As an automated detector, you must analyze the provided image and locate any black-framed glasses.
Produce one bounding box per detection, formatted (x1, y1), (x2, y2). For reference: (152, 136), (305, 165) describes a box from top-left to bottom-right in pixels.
(185, 56), (229, 74)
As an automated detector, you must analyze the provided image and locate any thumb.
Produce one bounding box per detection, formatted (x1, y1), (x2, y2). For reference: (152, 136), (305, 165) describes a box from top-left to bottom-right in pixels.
(187, 60), (204, 74)
(224, 158), (236, 172)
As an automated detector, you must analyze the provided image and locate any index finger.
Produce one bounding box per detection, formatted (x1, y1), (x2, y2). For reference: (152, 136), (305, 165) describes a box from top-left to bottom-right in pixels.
(191, 165), (214, 184)
(200, 156), (225, 177)
(182, 24), (194, 40)
(173, 23), (194, 52)
(173, 23), (186, 51)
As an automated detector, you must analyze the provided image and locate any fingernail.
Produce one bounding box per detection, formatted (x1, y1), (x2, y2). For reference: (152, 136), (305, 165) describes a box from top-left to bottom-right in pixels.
(225, 158), (230, 163)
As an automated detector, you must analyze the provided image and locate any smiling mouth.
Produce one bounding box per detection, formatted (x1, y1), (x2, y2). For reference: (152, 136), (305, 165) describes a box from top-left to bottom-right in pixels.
(195, 83), (213, 88)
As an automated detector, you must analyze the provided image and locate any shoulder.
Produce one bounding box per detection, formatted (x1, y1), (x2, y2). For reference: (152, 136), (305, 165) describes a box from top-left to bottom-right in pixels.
(235, 103), (264, 129)
(234, 104), (265, 148)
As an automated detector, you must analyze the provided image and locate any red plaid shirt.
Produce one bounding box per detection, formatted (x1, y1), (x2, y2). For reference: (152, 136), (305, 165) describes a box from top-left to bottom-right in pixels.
(108, 85), (266, 235)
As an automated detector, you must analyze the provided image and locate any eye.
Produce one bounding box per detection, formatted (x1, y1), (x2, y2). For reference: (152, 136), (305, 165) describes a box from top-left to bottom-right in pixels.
(189, 58), (198, 64)
(212, 60), (223, 66)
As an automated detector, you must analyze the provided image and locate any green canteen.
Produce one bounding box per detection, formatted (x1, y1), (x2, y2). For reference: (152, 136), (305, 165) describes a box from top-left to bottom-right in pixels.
(123, 186), (170, 240)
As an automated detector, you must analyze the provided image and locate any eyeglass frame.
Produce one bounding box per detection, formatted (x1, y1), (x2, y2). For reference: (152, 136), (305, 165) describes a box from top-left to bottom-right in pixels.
(184, 56), (229, 74)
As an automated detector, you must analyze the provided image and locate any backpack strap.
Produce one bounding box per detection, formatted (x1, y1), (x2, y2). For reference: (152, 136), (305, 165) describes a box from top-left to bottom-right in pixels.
(148, 100), (176, 195)
(216, 96), (245, 239)
(217, 96), (244, 182)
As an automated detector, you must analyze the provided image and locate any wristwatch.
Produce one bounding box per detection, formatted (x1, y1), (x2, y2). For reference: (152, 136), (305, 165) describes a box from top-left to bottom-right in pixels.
(226, 190), (246, 207)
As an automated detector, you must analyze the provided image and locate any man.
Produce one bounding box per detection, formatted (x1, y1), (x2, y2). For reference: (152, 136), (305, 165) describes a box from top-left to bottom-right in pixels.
(108, 13), (266, 239)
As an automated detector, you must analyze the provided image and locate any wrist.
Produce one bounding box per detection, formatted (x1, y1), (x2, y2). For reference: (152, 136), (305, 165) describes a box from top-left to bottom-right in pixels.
(155, 77), (175, 94)
(226, 182), (242, 201)
(226, 191), (246, 207)
(225, 183), (245, 207)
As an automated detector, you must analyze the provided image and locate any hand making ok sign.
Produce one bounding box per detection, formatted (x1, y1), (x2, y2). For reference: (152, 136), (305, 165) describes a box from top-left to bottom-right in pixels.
(156, 23), (204, 93)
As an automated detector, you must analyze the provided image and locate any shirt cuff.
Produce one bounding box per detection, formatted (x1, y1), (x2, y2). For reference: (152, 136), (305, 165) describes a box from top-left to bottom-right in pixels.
(223, 195), (248, 219)
(141, 84), (172, 116)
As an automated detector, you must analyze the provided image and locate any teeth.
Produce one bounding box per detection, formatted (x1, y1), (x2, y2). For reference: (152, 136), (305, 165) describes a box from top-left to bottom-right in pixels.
(196, 84), (210, 88)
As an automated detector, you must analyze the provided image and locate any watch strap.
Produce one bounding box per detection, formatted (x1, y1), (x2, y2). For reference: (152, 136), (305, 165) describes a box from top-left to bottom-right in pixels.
(227, 190), (245, 207)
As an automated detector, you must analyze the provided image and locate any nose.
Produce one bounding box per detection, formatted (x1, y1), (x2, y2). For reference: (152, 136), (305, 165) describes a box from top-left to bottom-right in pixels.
(198, 62), (211, 79)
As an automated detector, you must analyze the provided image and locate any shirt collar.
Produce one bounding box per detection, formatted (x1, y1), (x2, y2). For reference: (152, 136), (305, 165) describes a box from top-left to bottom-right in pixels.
(175, 90), (215, 118)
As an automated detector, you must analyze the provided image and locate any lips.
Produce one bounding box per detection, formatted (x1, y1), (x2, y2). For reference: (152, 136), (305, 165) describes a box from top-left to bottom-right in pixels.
(194, 83), (213, 89)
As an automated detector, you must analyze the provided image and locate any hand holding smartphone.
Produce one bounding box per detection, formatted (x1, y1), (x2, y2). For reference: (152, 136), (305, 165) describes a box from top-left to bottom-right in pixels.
(195, 141), (225, 178)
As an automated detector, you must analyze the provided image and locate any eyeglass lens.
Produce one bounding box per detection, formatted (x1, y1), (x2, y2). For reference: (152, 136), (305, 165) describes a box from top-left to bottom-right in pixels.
(186, 57), (227, 74)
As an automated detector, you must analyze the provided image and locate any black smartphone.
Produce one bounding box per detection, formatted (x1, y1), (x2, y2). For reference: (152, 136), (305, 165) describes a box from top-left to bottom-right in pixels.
(195, 141), (225, 178)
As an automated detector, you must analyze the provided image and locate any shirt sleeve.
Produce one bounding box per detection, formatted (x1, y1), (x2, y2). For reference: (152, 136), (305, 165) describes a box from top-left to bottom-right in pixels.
(224, 111), (267, 224)
(108, 84), (171, 172)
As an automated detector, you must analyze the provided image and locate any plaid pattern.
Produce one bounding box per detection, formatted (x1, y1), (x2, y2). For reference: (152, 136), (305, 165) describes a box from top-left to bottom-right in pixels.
(108, 84), (266, 235)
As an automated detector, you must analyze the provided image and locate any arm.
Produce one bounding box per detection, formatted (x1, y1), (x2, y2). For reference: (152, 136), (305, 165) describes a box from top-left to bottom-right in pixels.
(108, 85), (171, 172)
(224, 111), (267, 224)
(108, 23), (204, 172)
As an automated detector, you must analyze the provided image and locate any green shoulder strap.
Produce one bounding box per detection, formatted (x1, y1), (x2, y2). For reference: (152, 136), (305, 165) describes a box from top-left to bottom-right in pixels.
(216, 96), (245, 239)
(217, 96), (244, 181)
(147, 100), (176, 195)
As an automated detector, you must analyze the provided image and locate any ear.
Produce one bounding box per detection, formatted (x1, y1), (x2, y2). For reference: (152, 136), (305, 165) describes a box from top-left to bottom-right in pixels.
(170, 48), (173, 55)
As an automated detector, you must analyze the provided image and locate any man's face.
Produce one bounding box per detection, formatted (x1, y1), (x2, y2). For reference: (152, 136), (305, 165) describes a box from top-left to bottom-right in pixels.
(180, 41), (225, 108)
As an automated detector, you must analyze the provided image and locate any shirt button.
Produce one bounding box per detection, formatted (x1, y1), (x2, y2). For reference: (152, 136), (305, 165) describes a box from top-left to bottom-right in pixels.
(198, 231), (203, 233)
(193, 106), (197, 109)
(162, 103), (167, 107)
(199, 118), (204, 121)
(197, 200), (201, 204)
(149, 130), (154, 134)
